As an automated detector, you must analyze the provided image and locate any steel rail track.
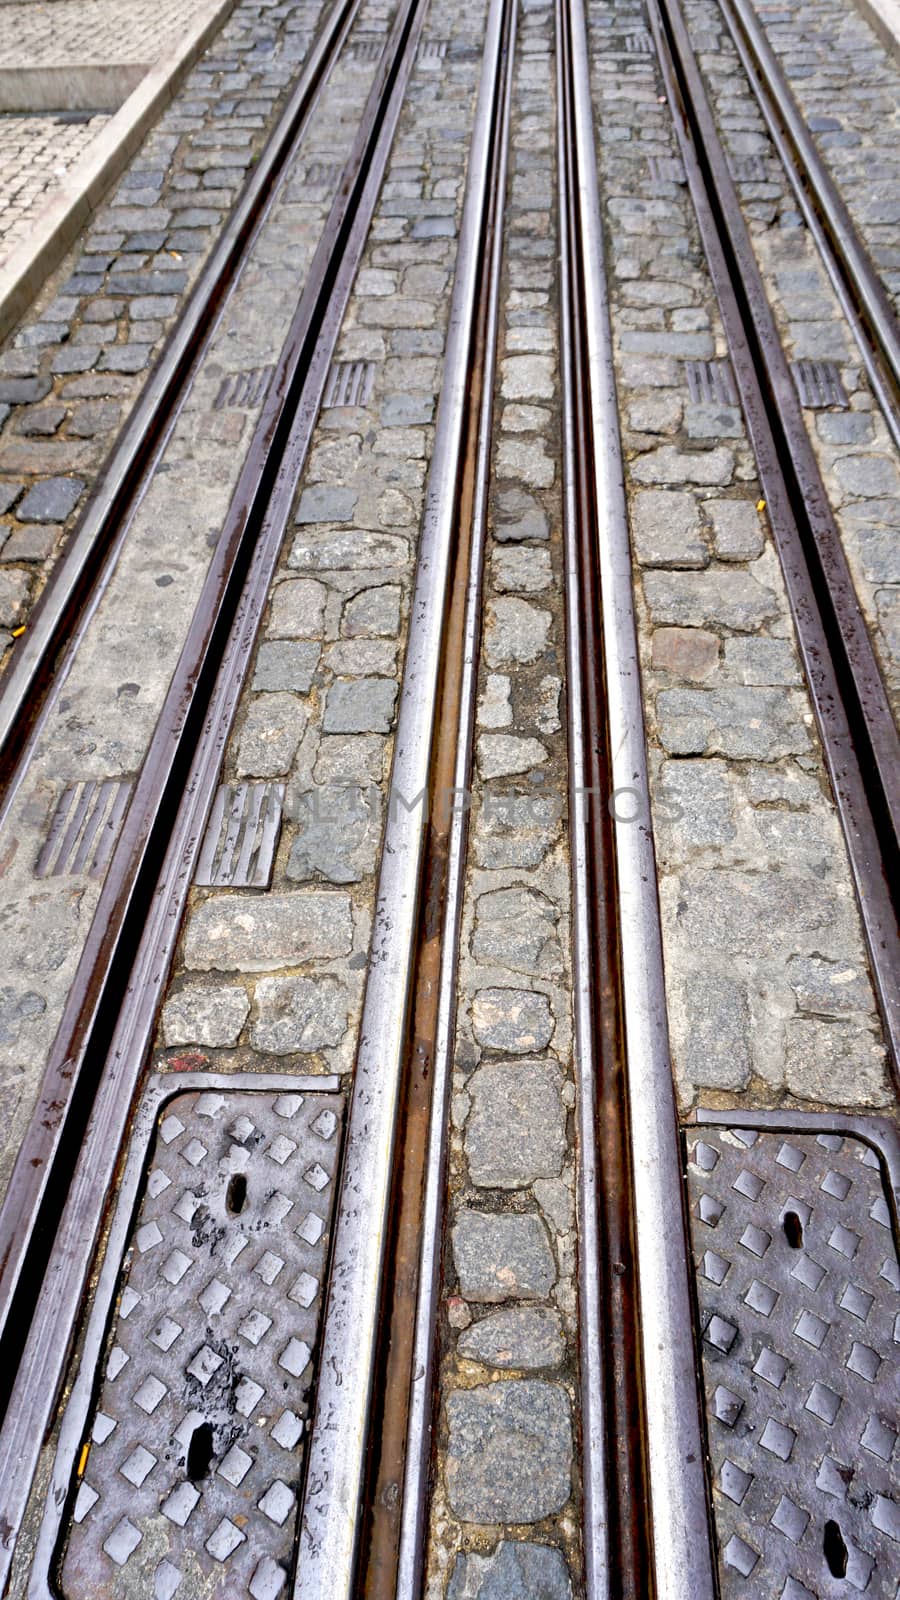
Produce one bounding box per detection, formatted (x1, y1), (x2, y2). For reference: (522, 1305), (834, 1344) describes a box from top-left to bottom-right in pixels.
(718, 0), (900, 410)
(0, 0), (430, 1581)
(714, 0), (900, 456)
(0, 0), (360, 789)
(648, 0), (900, 1079)
(293, 0), (514, 1588)
(559, 1), (719, 1596)
(390, 0), (515, 1587)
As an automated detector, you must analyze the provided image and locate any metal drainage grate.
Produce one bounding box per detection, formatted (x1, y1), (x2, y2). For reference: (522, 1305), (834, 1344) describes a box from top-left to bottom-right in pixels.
(195, 782), (284, 889)
(36, 779), (132, 878)
(57, 1085), (343, 1598)
(214, 368), (273, 410)
(419, 37), (448, 58)
(792, 360), (849, 409)
(625, 30), (653, 50)
(685, 359), (739, 406)
(686, 1119), (899, 1597)
(322, 359), (377, 409)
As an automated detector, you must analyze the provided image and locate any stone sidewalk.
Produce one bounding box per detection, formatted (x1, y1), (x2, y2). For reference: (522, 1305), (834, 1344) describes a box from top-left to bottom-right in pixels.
(0, 0), (224, 266)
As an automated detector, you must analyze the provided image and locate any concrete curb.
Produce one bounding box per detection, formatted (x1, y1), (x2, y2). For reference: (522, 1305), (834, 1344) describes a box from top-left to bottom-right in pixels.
(0, 0), (237, 343)
(854, 0), (900, 65)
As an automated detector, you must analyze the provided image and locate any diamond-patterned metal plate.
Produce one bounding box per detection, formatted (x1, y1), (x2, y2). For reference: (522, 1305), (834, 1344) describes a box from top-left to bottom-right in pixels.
(58, 1086), (343, 1598)
(686, 1124), (899, 1597)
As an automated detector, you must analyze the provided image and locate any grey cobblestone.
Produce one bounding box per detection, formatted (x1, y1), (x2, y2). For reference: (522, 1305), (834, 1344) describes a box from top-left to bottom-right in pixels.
(447, 1542), (572, 1600)
(457, 1307), (565, 1371)
(465, 1060), (566, 1189)
(452, 1210), (557, 1303)
(161, 982), (250, 1047)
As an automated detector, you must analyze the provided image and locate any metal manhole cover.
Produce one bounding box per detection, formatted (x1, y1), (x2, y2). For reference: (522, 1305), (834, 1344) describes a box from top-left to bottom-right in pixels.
(56, 1085), (343, 1598)
(686, 1122), (899, 1597)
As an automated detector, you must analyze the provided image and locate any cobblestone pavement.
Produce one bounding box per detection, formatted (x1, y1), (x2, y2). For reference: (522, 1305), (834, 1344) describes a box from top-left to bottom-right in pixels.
(0, 114), (109, 263)
(0, 0), (320, 656)
(750, 0), (900, 314)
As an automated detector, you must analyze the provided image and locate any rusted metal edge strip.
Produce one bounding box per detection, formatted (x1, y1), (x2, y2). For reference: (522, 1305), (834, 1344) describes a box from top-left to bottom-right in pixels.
(556, 0), (615, 1590)
(293, 0), (514, 1591)
(0, 1), (430, 1585)
(648, 0), (900, 1077)
(565, 0), (719, 1595)
(0, 0), (361, 788)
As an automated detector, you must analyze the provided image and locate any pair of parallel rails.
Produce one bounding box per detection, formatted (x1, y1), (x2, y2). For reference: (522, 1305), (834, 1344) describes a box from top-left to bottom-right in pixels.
(0, 0), (896, 1593)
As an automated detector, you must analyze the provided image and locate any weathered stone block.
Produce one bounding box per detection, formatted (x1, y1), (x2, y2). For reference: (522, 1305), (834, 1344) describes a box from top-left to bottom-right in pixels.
(445, 1381), (571, 1523)
(183, 891), (352, 971)
(466, 1060), (566, 1188)
(458, 1308), (565, 1371)
(472, 988), (554, 1053)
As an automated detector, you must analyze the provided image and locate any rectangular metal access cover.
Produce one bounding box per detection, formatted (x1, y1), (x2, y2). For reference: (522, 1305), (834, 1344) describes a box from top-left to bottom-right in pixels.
(48, 1081), (343, 1599)
(686, 1116), (899, 1598)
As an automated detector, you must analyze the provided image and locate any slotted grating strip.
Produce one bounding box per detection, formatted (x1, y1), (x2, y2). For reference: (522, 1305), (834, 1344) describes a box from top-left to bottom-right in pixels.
(305, 160), (342, 187)
(728, 155), (769, 183)
(625, 30), (652, 50)
(322, 358), (377, 408)
(195, 783), (284, 888)
(36, 780), (132, 878)
(686, 1126), (899, 1597)
(418, 37), (448, 58)
(59, 1088), (343, 1598)
(792, 360), (849, 409)
(685, 359), (739, 405)
(213, 367), (273, 410)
